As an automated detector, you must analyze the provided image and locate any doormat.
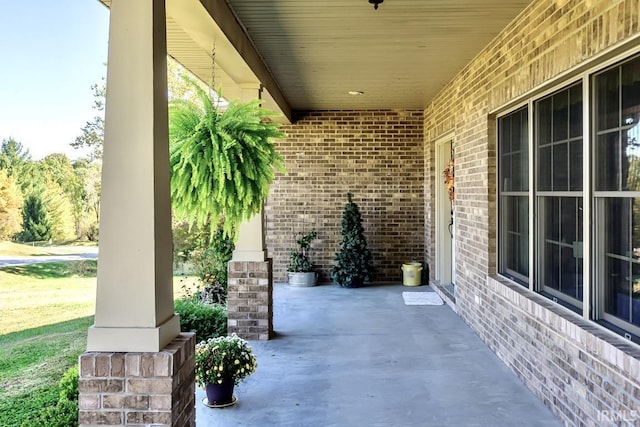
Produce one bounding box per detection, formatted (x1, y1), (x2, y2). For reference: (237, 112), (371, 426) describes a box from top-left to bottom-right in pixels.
(402, 292), (444, 306)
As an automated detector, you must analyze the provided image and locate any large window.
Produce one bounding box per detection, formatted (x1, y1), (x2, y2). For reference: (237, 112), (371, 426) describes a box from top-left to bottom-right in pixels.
(498, 107), (529, 284)
(536, 83), (584, 308)
(594, 57), (640, 335)
(497, 54), (640, 340)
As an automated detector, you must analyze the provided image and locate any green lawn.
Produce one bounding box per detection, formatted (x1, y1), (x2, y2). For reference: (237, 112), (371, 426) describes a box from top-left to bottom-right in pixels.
(0, 241), (98, 257)
(0, 260), (97, 426)
(0, 251), (197, 426)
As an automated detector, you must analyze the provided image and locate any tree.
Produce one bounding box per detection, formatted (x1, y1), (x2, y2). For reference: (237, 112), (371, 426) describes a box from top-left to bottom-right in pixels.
(37, 154), (93, 239)
(71, 79), (105, 160)
(72, 160), (101, 240)
(0, 170), (23, 240)
(42, 180), (76, 242)
(169, 78), (286, 237)
(0, 138), (34, 193)
(20, 194), (51, 242)
(332, 193), (375, 287)
(71, 58), (203, 161)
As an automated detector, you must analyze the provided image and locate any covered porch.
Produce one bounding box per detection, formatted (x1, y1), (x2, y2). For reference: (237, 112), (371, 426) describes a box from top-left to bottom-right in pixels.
(83, 0), (640, 425)
(197, 283), (561, 426)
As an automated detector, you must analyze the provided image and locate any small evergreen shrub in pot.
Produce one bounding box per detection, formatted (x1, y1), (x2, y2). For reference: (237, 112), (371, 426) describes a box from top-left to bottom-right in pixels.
(332, 193), (375, 287)
(287, 229), (318, 286)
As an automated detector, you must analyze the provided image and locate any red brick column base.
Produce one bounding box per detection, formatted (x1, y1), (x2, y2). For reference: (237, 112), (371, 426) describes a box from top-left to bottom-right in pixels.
(78, 333), (195, 426)
(227, 260), (273, 340)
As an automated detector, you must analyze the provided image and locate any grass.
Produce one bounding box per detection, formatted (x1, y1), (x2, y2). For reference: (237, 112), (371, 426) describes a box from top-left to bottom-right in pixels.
(0, 259), (97, 427)
(0, 250), (199, 426)
(0, 241), (98, 257)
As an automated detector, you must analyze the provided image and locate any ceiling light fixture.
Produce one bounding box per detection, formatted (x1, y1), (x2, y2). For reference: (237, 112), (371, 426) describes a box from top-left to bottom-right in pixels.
(368, 0), (383, 10)
(348, 91), (364, 96)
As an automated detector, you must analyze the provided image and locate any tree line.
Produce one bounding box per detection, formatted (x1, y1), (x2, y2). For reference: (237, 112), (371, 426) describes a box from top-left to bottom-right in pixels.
(0, 139), (101, 242)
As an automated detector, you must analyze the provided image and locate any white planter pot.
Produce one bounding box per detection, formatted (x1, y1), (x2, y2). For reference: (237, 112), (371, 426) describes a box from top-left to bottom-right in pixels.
(288, 272), (318, 287)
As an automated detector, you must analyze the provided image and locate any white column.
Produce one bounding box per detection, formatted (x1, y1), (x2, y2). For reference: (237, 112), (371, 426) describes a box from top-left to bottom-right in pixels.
(87, 0), (180, 352)
(232, 83), (267, 262)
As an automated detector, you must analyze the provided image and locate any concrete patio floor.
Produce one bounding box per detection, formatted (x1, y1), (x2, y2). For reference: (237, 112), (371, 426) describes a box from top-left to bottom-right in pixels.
(196, 283), (562, 426)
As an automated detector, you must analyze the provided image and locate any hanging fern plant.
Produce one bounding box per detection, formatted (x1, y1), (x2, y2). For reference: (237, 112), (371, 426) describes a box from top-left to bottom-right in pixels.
(169, 80), (286, 236)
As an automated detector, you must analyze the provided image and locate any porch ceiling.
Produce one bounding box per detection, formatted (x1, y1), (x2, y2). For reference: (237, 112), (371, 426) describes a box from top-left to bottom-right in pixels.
(99, 0), (532, 118)
(222, 0), (532, 111)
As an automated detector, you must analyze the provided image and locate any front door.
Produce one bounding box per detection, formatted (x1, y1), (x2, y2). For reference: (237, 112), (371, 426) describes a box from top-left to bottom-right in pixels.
(435, 136), (455, 286)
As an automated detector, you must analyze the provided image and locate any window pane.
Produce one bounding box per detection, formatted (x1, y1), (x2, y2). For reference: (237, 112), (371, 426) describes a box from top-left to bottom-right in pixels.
(543, 197), (559, 241)
(501, 195), (529, 279)
(596, 68), (620, 131)
(517, 109), (529, 192)
(569, 84), (583, 138)
(499, 107), (529, 192)
(538, 146), (551, 191)
(569, 140), (583, 191)
(500, 114), (511, 154)
(538, 97), (552, 144)
(602, 198), (631, 257)
(560, 246), (581, 299)
(552, 143), (568, 191)
(599, 196), (640, 324)
(540, 197), (583, 301)
(633, 199), (640, 260)
(631, 263), (640, 327)
(596, 133), (620, 191)
(552, 92), (569, 142)
(499, 107), (529, 284)
(621, 57), (640, 127)
(625, 148), (640, 191)
(500, 155), (512, 192)
(544, 242), (560, 290)
(604, 257), (630, 321)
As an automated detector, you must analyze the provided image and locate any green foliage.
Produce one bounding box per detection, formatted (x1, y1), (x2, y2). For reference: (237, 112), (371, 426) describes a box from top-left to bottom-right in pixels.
(175, 298), (227, 341)
(1, 260), (97, 279)
(332, 193), (375, 287)
(195, 334), (257, 386)
(192, 223), (235, 288)
(58, 366), (79, 402)
(0, 138), (31, 182)
(1, 387), (59, 427)
(71, 79), (105, 161)
(172, 219), (207, 266)
(169, 78), (286, 237)
(72, 159), (101, 240)
(42, 180), (76, 242)
(21, 398), (78, 427)
(20, 194), (51, 242)
(0, 169), (23, 239)
(21, 366), (79, 427)
(287, 229), (318, 272)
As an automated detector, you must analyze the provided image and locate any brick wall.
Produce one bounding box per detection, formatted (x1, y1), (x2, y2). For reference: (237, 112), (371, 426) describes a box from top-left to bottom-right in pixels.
(227, 260), (273, 340)
(424, 0), (640, 425)
(267, 110), (424, 283)
(78, 333), (195, 427)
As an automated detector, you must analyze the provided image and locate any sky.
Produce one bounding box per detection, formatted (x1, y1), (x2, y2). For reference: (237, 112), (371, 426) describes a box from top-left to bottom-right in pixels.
(0, 0), (109, 160)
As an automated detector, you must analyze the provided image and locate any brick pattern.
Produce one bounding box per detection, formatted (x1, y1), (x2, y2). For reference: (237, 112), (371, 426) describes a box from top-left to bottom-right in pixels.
(268, 110), (425, 283)
(423, 0), (640, 425)
(483, 277), (640, 426)
(78, 333), (195, 427)
(227, 260), (273, 340)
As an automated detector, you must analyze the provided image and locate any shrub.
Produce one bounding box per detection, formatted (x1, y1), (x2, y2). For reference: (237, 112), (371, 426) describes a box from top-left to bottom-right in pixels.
(332, 192), (375, 287)
(21, 366), (79, 427)
(58, 366), (79, 402)
(175, 299), (227, 341)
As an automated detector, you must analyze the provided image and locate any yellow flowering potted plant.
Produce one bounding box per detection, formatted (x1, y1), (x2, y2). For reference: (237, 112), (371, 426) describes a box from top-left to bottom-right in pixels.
(195, 334), (258, 407)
